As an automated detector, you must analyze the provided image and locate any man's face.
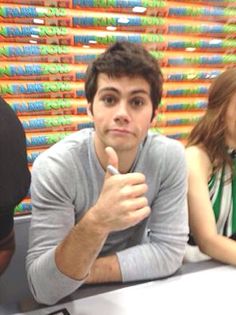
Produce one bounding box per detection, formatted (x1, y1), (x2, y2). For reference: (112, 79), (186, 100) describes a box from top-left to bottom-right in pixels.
(89, 73), (153, 154)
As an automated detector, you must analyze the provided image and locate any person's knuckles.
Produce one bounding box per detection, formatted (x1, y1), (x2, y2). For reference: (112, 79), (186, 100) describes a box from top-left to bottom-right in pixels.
(137, 196), (148, 208)
(131, 183), (148, 197)
(125, 209), (148, 225)
(135, 207), (150, 223)
(128, 197), (148, 211)
(119, 198), (144, 212)
(119, 184), (148, 200)
(122, 173), (146, 185)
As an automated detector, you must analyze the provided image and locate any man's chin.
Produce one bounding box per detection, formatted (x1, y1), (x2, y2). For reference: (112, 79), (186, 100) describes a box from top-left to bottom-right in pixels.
(108, 143), (135, 153)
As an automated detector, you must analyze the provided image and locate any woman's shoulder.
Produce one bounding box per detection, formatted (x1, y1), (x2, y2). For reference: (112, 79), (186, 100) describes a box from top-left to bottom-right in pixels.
(186, 145), (212, 180)
(186, 144), (210, 161)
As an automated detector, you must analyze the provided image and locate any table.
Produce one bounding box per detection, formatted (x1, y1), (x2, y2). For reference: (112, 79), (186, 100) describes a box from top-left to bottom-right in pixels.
(11, 263), (236, 315)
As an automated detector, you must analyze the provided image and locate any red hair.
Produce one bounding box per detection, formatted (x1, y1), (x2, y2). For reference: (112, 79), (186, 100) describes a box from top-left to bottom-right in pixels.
(187, 68), (236, 173)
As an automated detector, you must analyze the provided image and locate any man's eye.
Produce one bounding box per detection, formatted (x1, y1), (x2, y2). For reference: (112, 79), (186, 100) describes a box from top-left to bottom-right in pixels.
(102, 96), (116, 105)
(131, 98), (144, 107)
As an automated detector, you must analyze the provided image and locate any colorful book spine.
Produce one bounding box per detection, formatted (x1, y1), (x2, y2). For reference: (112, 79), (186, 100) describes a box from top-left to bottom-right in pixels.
(1, 24), (236, 50)
(160, 98), (207, 111)
(14, 199), (32, 215)
(154, 112), (204, 127)
(0, 80), (85, 97)
(1, 44), (236, 66)
(6, 98), (87, 115)
(0, 80), (211, 97)
(151, 126), (193, 140)
(0, 62), (223, 82)
(20, 115), (93, 131)
(164, 69), (222, 81)
(0, 62), (87, 81)
(27, 149), (44, 163)
(26, 131), (72, 148)
(1, 0), (236, 9)
(1, 5), (235, 34)
(163, 82), (210, 97)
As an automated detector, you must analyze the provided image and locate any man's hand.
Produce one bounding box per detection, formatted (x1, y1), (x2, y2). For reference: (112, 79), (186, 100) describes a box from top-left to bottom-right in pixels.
(89, 147), (151, 233)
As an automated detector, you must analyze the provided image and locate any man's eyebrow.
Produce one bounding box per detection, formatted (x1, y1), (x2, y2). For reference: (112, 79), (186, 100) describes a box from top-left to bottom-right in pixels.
(130, 89), (150, 96)
(98, 88), (150, 95)
(97, 87), (120, 95)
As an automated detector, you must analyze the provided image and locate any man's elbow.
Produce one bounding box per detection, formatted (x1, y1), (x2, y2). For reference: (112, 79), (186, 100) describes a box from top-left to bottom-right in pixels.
(168, 238), (188, 275)
(27, 269), (62, 306)
(167, 251), (184, 277)
(151, 242), (186, 279)
(28, 279), (61, 305)
(27, 265), (83, 306)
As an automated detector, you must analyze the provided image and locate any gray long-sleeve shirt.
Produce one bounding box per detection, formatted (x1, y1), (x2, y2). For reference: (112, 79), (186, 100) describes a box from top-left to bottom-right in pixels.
(26, 129), (188, 305)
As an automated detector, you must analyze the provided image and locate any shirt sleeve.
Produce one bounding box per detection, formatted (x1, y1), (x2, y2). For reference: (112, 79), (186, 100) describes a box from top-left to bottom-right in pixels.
(0, 97), (30, 209)
(0, 208), (14, 241)
(26, 152), (85, 305)
(117, 141), (189, 281)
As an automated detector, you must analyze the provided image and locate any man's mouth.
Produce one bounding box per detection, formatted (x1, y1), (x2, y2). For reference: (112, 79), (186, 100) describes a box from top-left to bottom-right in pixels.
(109, 128), (133, 135)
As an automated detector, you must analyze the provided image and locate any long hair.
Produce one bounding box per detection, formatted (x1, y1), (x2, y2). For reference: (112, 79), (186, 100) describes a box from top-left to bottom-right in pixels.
(187, 68), (236, 173)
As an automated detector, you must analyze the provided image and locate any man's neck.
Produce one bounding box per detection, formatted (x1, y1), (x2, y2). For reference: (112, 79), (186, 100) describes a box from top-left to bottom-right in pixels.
(115, 150), (139, 174)
(93, 136), (139, 174)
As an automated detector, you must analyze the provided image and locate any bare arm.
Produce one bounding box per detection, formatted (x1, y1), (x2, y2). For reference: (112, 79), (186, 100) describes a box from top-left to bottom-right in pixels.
(85, 255), (121, 284)
(0, 230), (15, 275)
(55, 210), (110, 281)
(187, 146), (236, 265)
(55, 170), (149, 282)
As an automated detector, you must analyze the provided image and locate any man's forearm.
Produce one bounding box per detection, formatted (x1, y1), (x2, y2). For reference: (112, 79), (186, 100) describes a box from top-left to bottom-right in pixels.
(55, 208), (109, 280)
(85, 255), (122, 284)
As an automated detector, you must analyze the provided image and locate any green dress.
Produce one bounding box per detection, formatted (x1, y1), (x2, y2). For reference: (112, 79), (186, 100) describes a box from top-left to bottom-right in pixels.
(208, 149), (236, 237)
(184, 149), (236, 262)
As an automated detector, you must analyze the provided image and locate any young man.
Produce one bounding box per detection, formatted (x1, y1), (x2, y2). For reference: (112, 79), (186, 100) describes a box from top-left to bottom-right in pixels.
(0, 96), (30, 275)
(26, 42), (188, 305)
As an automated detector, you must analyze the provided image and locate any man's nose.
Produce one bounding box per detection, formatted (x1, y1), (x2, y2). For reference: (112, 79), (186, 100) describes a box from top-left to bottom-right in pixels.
(114, 102), (131, 123)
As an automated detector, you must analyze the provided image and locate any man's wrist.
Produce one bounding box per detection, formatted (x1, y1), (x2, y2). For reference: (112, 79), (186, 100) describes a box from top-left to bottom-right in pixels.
(81, 206), (110, 237)
(85, 255), (122, 284)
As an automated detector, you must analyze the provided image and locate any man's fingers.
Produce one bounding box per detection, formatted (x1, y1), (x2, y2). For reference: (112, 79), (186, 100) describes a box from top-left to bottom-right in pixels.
(128, 206), (151, 226)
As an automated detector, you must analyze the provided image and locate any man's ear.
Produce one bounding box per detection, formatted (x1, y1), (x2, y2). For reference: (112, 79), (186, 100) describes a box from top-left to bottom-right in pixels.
(151, 108), (158, 126)
(87, 103), (93, 119)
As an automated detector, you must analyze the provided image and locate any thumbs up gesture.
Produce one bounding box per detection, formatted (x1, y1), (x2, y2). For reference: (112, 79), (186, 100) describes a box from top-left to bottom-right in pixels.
(105, 146), (120, 176)
(89, 147), (151, 234)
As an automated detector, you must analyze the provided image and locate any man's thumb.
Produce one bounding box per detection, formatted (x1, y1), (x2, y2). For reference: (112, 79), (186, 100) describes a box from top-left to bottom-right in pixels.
(105, 147), (119, 176)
